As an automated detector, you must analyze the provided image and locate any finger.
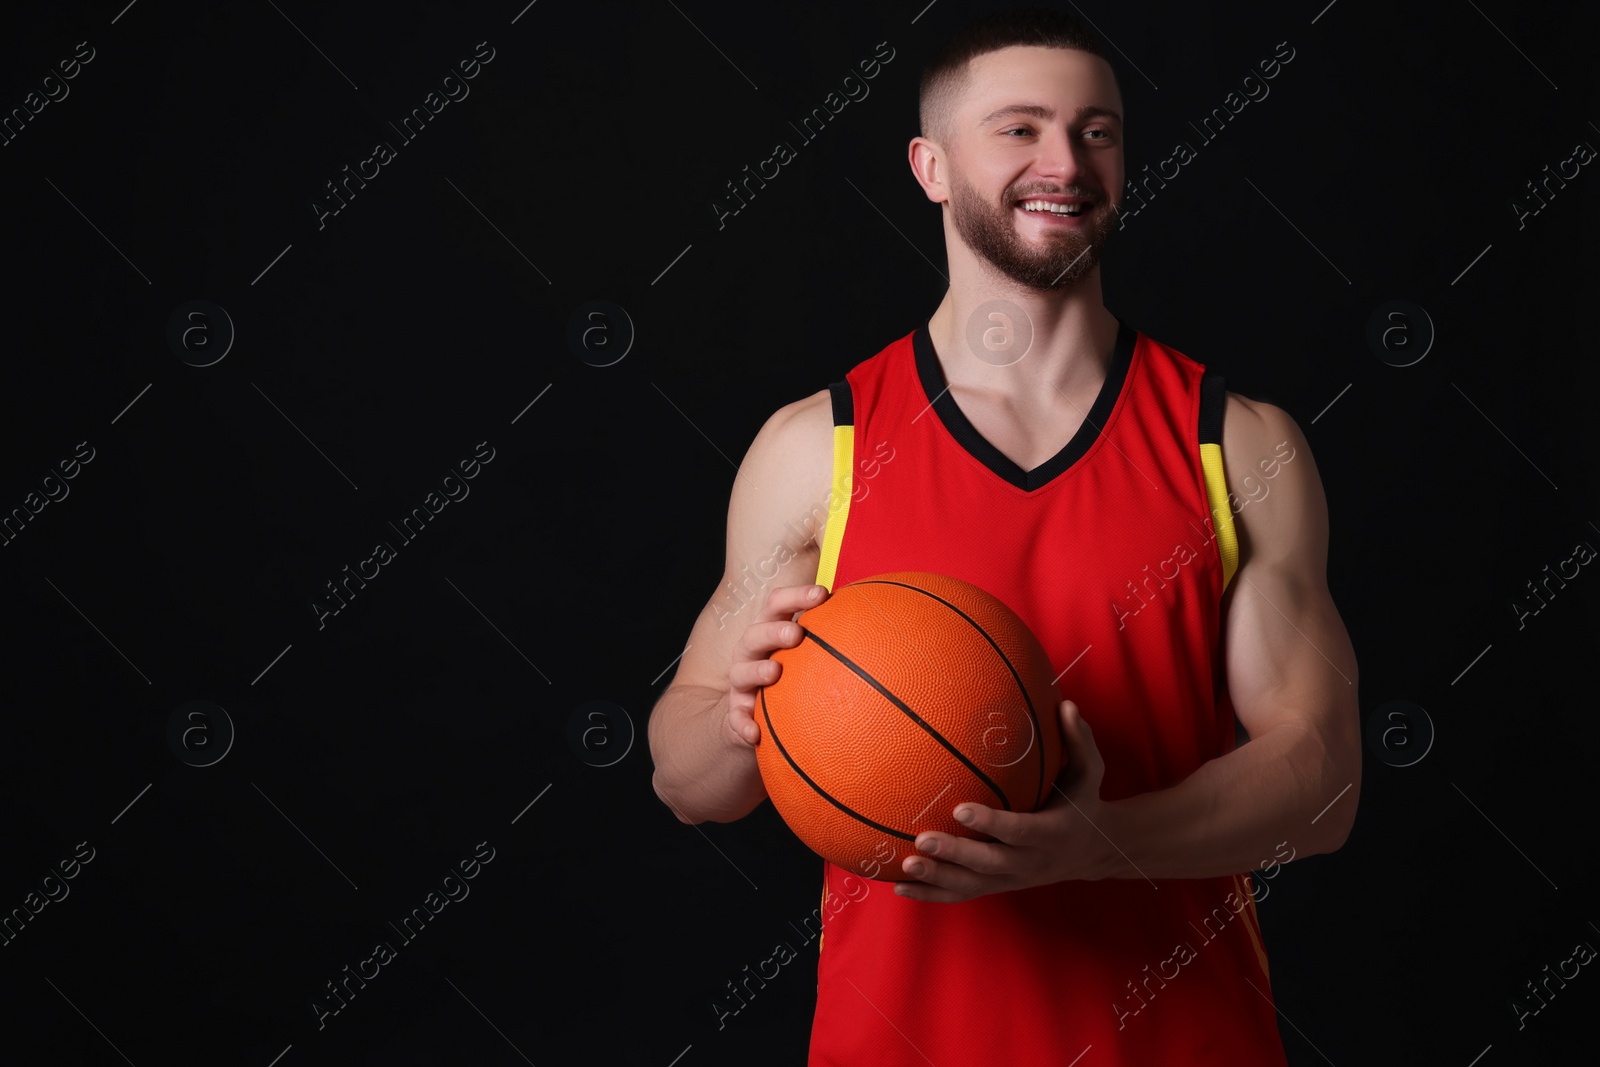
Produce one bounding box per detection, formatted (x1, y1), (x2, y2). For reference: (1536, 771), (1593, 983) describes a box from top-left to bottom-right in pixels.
(1061, 699), (1091, 739)
(725, 689), (767, 746)
(897, 851), (995, 899)
(952, 802), (1032, 846)
(734, 619), (805, 665)
(724, 706), (760, 746)
(893, 879), (967, 903)
(756, 583), (828, 624)
(913, 829), (1009, 876)
(1059, 701), (1104, 780)
(729, 656), (783, 694)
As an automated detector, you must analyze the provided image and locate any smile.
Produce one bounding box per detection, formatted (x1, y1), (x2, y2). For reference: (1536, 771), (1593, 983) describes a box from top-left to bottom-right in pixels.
(1017, 198), (1087, 217)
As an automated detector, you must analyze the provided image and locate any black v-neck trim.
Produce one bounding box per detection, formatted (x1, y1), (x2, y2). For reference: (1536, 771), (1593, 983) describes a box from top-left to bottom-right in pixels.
(913, 316), (1137, 491)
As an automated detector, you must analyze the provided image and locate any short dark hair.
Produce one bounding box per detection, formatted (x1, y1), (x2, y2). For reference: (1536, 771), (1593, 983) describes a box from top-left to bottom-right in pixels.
(918, 7), (1119, 144)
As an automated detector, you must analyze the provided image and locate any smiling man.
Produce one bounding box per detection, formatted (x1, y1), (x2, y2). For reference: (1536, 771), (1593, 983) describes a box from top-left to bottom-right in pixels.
(648, 8), (1360, 1065)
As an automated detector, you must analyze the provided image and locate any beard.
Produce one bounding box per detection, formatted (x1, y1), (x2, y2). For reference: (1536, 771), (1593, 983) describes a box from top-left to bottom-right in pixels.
(948, 168), (1117, 290)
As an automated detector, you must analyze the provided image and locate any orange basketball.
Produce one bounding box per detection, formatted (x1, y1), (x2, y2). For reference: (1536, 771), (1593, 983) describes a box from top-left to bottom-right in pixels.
(755, 571), (1063, 882)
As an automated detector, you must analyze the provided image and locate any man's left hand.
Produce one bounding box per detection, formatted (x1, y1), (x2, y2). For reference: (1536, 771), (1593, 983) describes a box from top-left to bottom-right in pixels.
(894, 699), (1115, 902)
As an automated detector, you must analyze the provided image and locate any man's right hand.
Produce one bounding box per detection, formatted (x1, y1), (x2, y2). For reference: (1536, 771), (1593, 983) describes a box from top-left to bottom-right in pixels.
(725, 583), (830, 748)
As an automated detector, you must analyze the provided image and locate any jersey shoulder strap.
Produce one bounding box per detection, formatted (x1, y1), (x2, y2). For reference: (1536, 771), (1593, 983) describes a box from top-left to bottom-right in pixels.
(1197, 368), (1239, 590)
(815, 379), (856, 592)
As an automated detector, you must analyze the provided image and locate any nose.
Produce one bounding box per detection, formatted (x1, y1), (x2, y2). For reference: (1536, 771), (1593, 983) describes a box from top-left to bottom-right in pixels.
(1033, 126), (1086, 190)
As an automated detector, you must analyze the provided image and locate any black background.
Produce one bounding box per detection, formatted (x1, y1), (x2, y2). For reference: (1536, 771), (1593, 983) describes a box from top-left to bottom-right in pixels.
(1, 1), (1596, 1064)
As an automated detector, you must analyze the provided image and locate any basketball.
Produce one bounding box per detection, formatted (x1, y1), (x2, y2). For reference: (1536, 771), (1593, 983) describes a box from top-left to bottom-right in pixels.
(754, 571), (1064, 882)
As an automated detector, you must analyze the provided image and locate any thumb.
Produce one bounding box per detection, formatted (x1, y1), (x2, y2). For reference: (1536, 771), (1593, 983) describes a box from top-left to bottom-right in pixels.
(1059, 698), (1083, 737)
(1058, 699), (1103, 781)
(1056, 699), (1077, 768)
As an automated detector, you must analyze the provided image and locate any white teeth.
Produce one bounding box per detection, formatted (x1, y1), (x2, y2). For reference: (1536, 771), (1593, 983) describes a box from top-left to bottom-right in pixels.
(1020, 199), (1084, 215)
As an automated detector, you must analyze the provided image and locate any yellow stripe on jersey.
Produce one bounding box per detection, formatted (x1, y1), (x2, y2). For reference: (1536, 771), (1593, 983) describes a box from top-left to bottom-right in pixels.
(1234, 872), (1271, 982)
(818, 880), (828, 955)
(1200, 441), (1238, 591)
(814, 423), (855, 592)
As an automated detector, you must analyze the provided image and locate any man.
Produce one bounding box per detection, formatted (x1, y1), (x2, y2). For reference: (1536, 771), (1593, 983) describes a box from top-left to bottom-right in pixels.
(649, 8), (1360, 1065)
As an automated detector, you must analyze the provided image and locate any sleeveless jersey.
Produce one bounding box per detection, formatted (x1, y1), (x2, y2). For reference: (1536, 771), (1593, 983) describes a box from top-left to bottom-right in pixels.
(805, 316), (1289, 1066)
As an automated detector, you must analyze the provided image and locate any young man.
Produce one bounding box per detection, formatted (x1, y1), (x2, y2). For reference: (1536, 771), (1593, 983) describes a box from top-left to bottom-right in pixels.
(649, 9), (1360, 1064)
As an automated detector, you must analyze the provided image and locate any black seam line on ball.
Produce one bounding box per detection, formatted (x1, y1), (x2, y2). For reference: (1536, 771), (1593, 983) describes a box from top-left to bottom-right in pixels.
(799, 628), (1011, 811)
(760, 686), (916, 842)
(853, 579), (1046, 810)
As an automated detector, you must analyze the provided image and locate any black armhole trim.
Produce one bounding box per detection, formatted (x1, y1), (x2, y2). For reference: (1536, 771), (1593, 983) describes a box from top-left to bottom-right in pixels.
(1199, 369), (1226, 445)
(828, 379), (853, 427)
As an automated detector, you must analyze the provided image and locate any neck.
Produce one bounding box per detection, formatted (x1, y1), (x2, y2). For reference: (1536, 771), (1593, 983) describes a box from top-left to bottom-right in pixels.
(926, 267), (1119, 403)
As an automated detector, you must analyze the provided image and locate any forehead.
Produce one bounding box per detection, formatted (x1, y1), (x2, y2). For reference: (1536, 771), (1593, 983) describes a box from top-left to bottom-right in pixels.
(956, 45), (1121, 123)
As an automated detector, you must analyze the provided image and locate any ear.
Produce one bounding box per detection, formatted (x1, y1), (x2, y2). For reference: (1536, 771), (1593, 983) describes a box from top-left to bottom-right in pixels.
(908, 136), (949, 205)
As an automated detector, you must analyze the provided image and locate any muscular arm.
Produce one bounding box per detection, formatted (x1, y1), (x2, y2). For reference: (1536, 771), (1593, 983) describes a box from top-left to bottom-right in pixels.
(1094, 393), (1361, 878)
(648, 389), (834, 824)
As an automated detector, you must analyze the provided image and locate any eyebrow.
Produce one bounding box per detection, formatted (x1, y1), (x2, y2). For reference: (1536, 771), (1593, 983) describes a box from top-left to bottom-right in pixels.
(977, 103), (1123, 127)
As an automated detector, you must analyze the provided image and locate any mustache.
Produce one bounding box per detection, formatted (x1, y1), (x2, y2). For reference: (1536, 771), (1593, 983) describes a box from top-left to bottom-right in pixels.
(1008, 187), (1099, 204)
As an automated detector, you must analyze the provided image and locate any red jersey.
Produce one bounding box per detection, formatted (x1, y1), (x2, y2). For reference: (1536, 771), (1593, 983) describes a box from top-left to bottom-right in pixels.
(805, 317), (1288, 1066)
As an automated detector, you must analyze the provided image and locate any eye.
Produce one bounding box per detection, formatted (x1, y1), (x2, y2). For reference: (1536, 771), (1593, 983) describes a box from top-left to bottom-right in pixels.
(1084, 128), (1111, 140)
(1000, 127), (1033, 137)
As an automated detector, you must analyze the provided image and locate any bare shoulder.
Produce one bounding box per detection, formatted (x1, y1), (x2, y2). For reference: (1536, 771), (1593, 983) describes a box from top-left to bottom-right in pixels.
(1219, 391), (1327, 570)
(755, 387), (834, 474)
(732, 387), (836, 548)
(1219, 391), (1300, 453)
(663, 388), (835, 693)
